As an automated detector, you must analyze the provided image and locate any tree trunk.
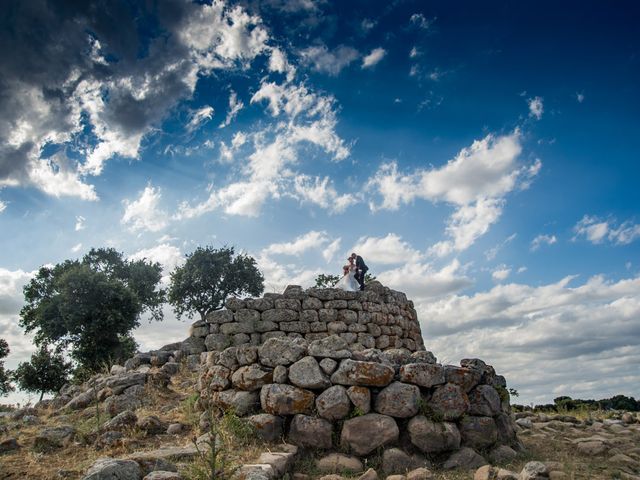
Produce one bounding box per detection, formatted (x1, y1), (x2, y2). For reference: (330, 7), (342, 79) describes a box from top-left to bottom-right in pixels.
(39, 390), (44, 402)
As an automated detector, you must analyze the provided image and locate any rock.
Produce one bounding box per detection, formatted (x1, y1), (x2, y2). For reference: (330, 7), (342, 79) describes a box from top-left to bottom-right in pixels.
(317, 453), (364, 473)
(111, 365), (126, 375)
(319, 358), (338, 375)
(236, 345), (259, 365)
(341, 413), (399, 456)
(318, 476), (345, 480)
(181, 336), (206, 355)
(205, 333), (232, 351)
(103, 410), (138, 431)
(238, 464), (273, 479)
(519, 461), (549, 480)
(258, 337), (308, 367)
(232, 364), (274, 391)
(382, 448), (414, 475)
(386, 476), (406, 480)
(22, 414), (39, 425)
(33, 425), (76, 452)
(260, 384), (315, 415)
(166, 423), (185, 435)
(358, 468), (379, 480)
(83, 458), (142, 480)
(411, 351), (437, 364)
(123, 447), (198, 467)
(407, 416), (461, 453)
(308, 335), (352, 359)
(207, 310), (234, 323)
(0, 437), (20, 454)
(443, 447), (487, 470)
(289, 356), (331, 389)
(65, 389), (96, 410)
(474, 465), (496, 480)
(459, 416), (498, 450)
(107, 372), (148, 395)
(427, 383), (469, 421)
(621, 412), (635, 424)
(406, 468), (434, 480)
(399, 363), (445, 388)
(516, 418), (532, 428)
(143, 472), (182, 480)
(137, 415), (166, 435)
(104, 386), (145, 416)
(255, 449), (298, 477)
(488, 445), (518, 464)
(210, 389), (259, 416)
(316, 385), (351, 421)
(202, 365), (231, 391)
(331, 359), (395, 387)
(288, 414), (333, 449)
(468, 385), (502, 416)
(496, 469), (519, 480)
(347, 386), (371, 414)
(374, 382), (420, 418)
(273, 365), (288, 383)
(495, 413), (518, 445)
(247, 414), (284, 442)
(97, 431), (124, 447)
(444, 366), (482, 393)
(161, 362), (180, 376)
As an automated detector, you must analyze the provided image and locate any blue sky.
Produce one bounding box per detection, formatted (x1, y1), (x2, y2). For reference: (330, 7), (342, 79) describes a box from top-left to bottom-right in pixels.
(1, 0), (639, 405)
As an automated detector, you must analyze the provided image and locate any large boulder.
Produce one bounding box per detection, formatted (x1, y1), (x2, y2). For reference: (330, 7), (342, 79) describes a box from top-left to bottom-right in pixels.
(468, 385), (502, 416)
(444, 366), (482, 393)
(260, 384), (315, 415)
(459, 416), (498, 450)
(107, 373), (148, 395)
(331, 359), (394, 387)
(407, 416), (461, 453)
(427, 383), (469, 421)
(288, 414), (333, 449)
(316, 385), (351, 421)
(231, 364), (274, 391)
(83, 457), (142, 480)
(374, 382), (420, 418)
(258, 337), (308, 367)
(442, 447), (487, 470)
(308, 335), (352, 359)
(102, 410), (138, 431)
(346, 386), (371, 414)
(247, 414), (284, 442)
(288, 356), (331, 389)
(317, 453), (364, 474)
(399, 363), (445, 388)
(210, 389), (259, 416)
(519, 461), (549, 480)
(33, 425), (76, 452)
(340, 414), (399, 456)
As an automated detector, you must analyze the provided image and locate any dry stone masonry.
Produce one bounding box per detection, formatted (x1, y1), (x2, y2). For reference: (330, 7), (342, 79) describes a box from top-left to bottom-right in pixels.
(189, 282), (521, 469)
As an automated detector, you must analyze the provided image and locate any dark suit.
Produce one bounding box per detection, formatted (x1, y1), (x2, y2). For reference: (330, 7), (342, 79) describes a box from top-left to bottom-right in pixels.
(354, 255), (368, 291)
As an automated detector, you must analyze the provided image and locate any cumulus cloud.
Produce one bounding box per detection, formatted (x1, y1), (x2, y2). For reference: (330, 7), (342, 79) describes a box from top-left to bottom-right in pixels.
(484, 233), (517, 261)
(219, 91), (244, 129)
(71, 243), (83, 253)
(531, 234), (557, 251)
(573, 215), (640, 246)
(362, 48), (386, 69)
(492, 265), (511, 282)
(0, 200), (6, 214)
(352, 233), (423, 265)
(528, 96), (544, 120)
(263, 230), (330, 256)
(74, 215), (86, 231)
(187, 105), (214, 132)
(299, 44), (359, 76)
(292, 175), (358, 214)
(410, 13), (435, 30)
(419, 275), (640, 403)
(122, 184), (168, 233)
(129, 243), (184, 285)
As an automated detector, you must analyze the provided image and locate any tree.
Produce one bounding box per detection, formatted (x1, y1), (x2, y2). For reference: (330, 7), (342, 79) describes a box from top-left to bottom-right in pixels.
(0, 338), (13, 396)
(168, 246), (264, 321)
(314, 273), (377, 288)
(13, 346), (71, 401)
(19, 248), (165, 373)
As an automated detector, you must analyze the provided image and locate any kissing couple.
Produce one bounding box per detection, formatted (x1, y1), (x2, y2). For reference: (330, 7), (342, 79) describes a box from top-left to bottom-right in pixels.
(335, 253), (369, 292)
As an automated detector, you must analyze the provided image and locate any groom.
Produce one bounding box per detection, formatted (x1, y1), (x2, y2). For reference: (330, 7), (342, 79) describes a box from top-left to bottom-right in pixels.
(351, 253), (369, 291)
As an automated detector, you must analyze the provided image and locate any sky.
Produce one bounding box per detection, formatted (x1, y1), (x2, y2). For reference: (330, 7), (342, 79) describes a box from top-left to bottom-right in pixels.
(1, 0), (639, 406)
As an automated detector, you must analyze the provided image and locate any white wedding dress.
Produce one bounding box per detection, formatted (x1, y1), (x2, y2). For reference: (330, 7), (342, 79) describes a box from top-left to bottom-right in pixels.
(335, 268), (359, 291)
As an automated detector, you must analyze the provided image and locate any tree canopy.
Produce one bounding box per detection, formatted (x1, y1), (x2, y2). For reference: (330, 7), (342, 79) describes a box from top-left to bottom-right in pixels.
(0, 338), (13, 396)
(168, 246), (264, 321)
(13, 345), (70, 401)
(19, 248), (165, 372)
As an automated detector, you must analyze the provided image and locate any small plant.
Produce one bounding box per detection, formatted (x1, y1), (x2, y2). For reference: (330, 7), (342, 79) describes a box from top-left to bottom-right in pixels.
(220, 410), (254, 446)
(347, 406), (366, 418)
(181, 392), (201, 426)
(417, 398), (444, 422)
(185, 409), (238, 480)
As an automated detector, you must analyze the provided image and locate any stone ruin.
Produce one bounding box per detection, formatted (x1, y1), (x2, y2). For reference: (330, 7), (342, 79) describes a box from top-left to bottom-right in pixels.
(186, 282), (521, 469)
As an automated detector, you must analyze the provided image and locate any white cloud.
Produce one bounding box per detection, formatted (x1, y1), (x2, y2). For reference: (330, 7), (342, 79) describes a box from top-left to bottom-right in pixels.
(292, 175), (357, 214)
(528, 96), (544, 120)
(187, 106), (214, 132)
(74, 215), (85, 231)
(129, 243), (184, 282)
(409, 46), (420, 58)
(492, 265), (511, 282)
(362, 48), (386, 69)
(71, 243), (83, 253)
(299, 44), (359, 76)
(484, 233), (517, 261)
(574, 215), (640, 245)
(218, 131), (247, 163)
(576, 92), (585, 103)
(419, 275), (640, 404)
(122, 184), (168, 232)
(219, 91), (244, 128)
(361, 18), (376, 32)
(531, 234), (557, 251)
(323, 238), (342, 263)
(352, 233), (423, 265)
(0, 200), (6, 214)
(268, 47), (296, 81)
(263, 230), (330, 256)
(410, 13), (435, 30)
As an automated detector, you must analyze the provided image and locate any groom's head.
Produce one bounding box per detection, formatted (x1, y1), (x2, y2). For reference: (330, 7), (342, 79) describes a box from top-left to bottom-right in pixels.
(350, 253), (357, 259)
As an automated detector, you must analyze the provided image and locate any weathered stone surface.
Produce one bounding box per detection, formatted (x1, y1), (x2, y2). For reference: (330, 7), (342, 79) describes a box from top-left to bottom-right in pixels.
(488, 445), (517, 464)
(207, 310), (234, 323)
(443, 447), (487, 470)
(288, 414), (333, 449)
(137, 415), (167, 435)
(374, 382), (420, 418)
(166, 423), (186, 435)
(459, 416), (498, 450)
(288, 356), (331, 389)
(258, 337), (307, 367)
(308, 335), (352, 359)
(406, 467), (434, 480)
(256, 450), (297, 477)
(302, 296), (324, 309)
(316, 385), (351, 421)
(347, 386), (371, 414)
(97, 431), (124, 447)
(407, 416), (461, 453)
(205, 333), (232, 351)
(202, 365), (231, 391)
(143, 472), (182, 480)
(382, 448), (414, 475)
(232, 364), (274, 391)
(428, 383), (469, 421)
(331, 359), (394, 387)
(210, 389), (259, 416)
(444, 366), (482, 393)
(262, 309), (299, 323)
(104, 389), (144, 416)
(181, 336), (206, 355)
(247, 414), (284, 442)
(33, 425), (76, 452)
(65, 389), (96, 410)
(576, 440), (607, 455)
(380, 349), (412, 368)
(273, 365), (287, 383)
(399, 363), (445, 388)
(260, 384), (315, 415)
(495, 413), (518, 445)
(468, 385), (502, 416)
(317, 453), (364, 473)
(103, 410), (137, 431)
(358, 468), (379, 480)
(247, 298), (274, 311)
(340, 414), (399, 456)
(519, 461), (549, 480)
(319, 358), (338, 375)
(83, 458), (142, 480)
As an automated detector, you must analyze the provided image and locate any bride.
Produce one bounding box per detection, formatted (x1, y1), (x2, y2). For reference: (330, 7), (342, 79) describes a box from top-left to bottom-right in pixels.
(335, 257), (360, 291)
